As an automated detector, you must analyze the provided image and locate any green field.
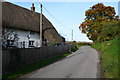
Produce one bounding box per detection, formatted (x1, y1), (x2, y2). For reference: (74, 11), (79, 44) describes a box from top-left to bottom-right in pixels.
(92, 37), (119, 78)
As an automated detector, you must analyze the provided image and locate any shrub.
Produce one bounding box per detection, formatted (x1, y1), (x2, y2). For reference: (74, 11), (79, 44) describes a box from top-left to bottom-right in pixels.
(96, 20), (119, 42)
(71, 45), (78, 52)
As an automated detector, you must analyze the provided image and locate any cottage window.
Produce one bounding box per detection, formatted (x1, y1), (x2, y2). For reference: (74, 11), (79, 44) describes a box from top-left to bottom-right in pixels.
(7, 40), (14, 47)
(29, 41), (34, 47)
(20, 42), (23, 48)
(23, 41), (25, 48)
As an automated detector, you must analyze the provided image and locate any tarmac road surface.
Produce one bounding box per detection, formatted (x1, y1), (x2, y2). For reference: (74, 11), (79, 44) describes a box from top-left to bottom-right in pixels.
(21, 46), (100, 78)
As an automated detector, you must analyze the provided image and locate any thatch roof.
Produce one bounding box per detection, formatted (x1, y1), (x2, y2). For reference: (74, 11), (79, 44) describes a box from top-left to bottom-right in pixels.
(2, 2), (64, 42)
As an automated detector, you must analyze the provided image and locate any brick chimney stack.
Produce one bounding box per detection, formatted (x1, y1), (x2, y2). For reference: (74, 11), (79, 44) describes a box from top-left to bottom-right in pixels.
(31, 3), (35, 11)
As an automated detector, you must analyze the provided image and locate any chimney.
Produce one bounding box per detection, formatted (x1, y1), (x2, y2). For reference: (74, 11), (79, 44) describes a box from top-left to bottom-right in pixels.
(31, 3), (35, 11)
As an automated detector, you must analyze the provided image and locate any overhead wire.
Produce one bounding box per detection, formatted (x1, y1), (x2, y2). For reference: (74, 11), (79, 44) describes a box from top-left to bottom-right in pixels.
(36, 0), (68, 37)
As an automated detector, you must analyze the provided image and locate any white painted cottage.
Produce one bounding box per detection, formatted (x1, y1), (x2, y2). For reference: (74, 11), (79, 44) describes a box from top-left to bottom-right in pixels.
(2, 2), (64, 48)
(2, 28), (41, 48)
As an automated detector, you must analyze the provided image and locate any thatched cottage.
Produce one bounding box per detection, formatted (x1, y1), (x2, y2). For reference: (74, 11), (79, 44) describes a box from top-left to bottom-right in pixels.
(2, 2), (65, 48)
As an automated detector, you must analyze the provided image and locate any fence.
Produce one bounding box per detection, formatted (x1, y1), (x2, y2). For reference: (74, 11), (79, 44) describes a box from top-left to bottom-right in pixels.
(2, 44), (72, 74)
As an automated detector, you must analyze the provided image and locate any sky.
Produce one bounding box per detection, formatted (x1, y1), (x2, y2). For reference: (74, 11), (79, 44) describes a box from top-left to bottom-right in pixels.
(4, 0), (119, 42)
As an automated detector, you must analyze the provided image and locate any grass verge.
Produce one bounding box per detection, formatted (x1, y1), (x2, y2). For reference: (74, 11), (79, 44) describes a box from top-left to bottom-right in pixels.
(92, 37), (119, 78)
(3, 45), (78, 79)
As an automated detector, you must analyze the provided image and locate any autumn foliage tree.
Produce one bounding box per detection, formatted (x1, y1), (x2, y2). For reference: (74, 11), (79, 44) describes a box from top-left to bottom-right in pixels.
(79, 3), (118, 42)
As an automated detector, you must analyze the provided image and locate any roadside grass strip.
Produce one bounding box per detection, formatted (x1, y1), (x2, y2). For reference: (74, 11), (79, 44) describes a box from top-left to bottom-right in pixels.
(92, 37), (119, 78)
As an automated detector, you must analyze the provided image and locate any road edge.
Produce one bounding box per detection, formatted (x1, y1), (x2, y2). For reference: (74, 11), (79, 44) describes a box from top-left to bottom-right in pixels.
(95, 48), (104, 78)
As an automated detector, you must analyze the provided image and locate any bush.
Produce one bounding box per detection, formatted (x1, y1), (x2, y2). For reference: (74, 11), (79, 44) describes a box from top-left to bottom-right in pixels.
(96, 20), (119, 42)
(71, 45), (78, 52)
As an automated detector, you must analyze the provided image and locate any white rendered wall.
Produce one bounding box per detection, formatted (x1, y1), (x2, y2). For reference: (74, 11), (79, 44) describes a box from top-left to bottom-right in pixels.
(5, 28), (40, 48)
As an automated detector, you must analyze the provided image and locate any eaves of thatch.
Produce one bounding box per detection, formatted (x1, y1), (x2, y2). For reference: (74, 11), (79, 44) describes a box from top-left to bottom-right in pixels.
(2, 2), (64, 42)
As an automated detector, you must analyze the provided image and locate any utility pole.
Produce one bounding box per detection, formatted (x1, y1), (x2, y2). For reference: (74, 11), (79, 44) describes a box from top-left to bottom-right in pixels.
(72, 30), (73, 41)
(40, 4), (42, 47)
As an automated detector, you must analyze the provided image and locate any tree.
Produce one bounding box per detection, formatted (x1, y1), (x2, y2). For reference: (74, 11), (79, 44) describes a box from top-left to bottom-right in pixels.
(79, 3), (118, 42)
(96, 20), (119, 42)
(2, 28), (19, 48)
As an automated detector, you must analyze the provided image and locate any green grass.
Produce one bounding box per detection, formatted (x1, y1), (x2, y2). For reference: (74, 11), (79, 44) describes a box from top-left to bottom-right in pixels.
(92, 37), (119, 78)
(75, 43), (92, 48)
(75, 44), (84, 48)
(3, 45), (78, 79)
